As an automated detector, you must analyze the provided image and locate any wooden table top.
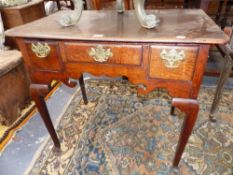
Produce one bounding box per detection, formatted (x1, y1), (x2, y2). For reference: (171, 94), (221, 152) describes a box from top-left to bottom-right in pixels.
(5, 9), (228, 44)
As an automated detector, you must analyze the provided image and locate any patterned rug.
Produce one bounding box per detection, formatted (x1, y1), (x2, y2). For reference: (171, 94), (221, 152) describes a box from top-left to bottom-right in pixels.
(25, 79), (233, 175)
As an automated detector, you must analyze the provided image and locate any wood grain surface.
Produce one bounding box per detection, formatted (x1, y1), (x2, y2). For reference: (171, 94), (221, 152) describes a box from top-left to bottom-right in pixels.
(5, 10), (228, 44)
(25, 41), (62, 71)
(149, 45), (198, 80)
(62, 42), (142, 65)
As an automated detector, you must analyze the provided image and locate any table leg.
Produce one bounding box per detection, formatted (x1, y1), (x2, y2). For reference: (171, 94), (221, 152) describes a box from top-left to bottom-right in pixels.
(92, 0), (101, 10)
(210, 54), (233, 121)
(56, 0), (61, 10)
(221, 1), (233, 29)
(30, 84), (61, 148)
(215, 1), (224, 24)
(172, 98), (199, 167)
(170, 106), (175, 116)
(78, 74), (88, 104)
(124, 0), (130, 10)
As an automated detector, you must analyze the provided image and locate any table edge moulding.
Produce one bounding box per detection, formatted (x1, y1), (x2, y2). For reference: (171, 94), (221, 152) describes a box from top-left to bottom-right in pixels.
(5, 9), (228, 168)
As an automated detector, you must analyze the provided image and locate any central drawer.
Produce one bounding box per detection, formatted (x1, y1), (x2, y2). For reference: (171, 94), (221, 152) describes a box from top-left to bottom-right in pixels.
(62, 42), (143, 66)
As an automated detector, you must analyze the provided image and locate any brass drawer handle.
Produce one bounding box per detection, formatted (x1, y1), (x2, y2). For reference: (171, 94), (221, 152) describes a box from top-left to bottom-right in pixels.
(88, 45), (113, 62)
(160, 49), (185, 68)
(31, 42), (51, 58)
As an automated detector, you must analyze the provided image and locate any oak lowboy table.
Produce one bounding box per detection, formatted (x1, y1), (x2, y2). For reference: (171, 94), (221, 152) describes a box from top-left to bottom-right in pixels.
(5, 9), (228, 167)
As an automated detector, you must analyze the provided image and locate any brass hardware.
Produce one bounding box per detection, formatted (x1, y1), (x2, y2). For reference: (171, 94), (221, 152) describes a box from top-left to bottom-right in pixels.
(31, 42), (51, 58)
(160, 49), (185, 68)
(88, 45), (113, 62)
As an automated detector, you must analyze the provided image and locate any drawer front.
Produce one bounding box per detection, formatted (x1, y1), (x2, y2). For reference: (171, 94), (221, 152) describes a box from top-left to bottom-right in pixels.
(63, 42), (142, 65)
(149, 45), (199, 81)
(25, 41), (61, 71)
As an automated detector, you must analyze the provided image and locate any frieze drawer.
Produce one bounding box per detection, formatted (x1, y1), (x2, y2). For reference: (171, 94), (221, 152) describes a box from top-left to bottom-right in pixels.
(62, 42), (143, 66)
(149, 45), (199, 81)
(25, 41), (62, 71)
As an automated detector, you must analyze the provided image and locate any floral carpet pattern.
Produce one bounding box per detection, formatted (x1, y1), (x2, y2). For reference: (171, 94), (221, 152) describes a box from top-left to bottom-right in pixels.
(26, 79), (233, 175)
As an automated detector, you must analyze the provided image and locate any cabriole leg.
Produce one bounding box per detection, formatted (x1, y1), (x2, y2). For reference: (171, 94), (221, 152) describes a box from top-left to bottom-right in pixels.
(170, 106), (175, 116)
(30, 84), (60, 148)
(210, 54), (233, 121)
(172, 98), (199, 167)
(78, 74), (88, 104)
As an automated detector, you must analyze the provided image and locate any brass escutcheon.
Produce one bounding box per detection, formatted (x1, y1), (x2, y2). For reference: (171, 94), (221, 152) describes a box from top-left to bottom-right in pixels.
(31, 42), (51, 58)
(160, 48), (185, 68)
(88, 45), (113, 62)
